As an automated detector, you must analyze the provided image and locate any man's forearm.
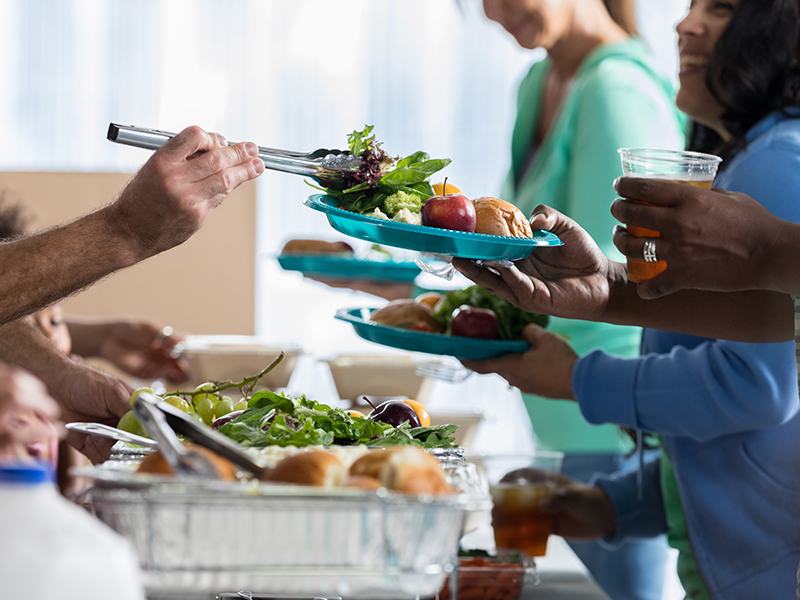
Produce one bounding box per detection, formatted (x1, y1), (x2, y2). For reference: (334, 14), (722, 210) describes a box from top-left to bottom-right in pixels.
(603, 262), (794, 342)
(768, 220), (800, 297)
(0, 206), (140, 325)
(0, 319), (76, 388)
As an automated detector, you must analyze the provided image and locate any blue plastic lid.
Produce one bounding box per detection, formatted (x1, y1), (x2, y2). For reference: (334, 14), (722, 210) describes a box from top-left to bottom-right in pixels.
(0, 462), (53, 485)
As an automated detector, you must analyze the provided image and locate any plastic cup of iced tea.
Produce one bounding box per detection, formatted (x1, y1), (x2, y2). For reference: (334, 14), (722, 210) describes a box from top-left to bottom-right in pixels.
(618, 148), (722, 282)
(479, 452), (564, 557)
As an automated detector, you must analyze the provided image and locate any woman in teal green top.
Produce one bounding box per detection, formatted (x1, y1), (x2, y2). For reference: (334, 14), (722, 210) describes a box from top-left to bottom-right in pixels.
(483, 0), (684, 598)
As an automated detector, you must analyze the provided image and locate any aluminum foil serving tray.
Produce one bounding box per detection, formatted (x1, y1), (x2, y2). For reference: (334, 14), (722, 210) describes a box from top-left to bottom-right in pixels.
(82, 467), (489, 599)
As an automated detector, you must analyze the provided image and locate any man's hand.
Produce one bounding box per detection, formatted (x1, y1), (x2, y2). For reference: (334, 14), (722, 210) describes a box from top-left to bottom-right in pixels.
(0, 365), (61, 461)
(462, 324), (578, 399)
(54, 360), (132, 463)
(69, 318), (189, 383)
(612, 177), (793, 298)
(109, 125), (265, 259)
(453, 205), (615, 321)
(502, 468), (615, 539)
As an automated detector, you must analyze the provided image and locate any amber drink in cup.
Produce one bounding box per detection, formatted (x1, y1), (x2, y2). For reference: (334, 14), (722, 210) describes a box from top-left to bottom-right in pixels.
(618, 148), (722, 282)
(482, 452), (564, 557)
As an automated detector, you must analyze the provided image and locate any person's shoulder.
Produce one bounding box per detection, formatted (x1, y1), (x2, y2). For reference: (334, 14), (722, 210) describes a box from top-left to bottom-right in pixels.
(577, 39), (671, 95)
(757, 114), (800, 154)
(721, 114), (800, 221)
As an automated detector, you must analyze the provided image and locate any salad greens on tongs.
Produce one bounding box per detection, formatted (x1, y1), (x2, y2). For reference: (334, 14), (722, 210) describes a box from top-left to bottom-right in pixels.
(310, 125), (451, 220)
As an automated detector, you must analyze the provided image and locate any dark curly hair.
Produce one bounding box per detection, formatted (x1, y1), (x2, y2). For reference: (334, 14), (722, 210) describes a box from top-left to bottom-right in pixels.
(0, 191), (30, 241)
(688, 0), (800, 162)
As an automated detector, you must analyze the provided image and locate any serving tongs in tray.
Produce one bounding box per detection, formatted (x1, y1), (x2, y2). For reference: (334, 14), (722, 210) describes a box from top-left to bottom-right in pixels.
(133, 392), (266, 479)
(107, 123), (361, 190)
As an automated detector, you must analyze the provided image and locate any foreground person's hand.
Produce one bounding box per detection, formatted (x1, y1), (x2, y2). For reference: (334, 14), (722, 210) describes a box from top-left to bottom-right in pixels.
(612, 177), (793, 298)
(55, 360), (132, 463)
(462, 324), (578, 399)
(453, 205), (614, 321)
(110, 125), (265, 259)
(0, 365), (61, 461)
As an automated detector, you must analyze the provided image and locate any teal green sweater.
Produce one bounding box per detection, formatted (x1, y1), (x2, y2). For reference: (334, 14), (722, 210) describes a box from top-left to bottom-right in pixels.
(502, 38), (686, 453)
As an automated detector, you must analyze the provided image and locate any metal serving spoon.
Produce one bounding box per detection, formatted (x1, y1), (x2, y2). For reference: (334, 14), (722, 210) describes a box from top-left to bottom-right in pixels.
(107, 123), (362, 190)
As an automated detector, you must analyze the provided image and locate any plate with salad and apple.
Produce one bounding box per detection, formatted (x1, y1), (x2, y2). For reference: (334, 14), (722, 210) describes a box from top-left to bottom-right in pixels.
(305, 126), (562, 261)
(336, 285), (548, 360)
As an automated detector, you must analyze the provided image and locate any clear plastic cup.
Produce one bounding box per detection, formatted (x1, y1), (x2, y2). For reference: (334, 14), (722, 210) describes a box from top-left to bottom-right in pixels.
(477, 452), (564, 557)
(618, 148), (722, 282)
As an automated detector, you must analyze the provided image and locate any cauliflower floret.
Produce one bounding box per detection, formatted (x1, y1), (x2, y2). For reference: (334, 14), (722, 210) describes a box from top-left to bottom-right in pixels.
(392, 208), (422, 225)
(368, 207), (390, 220)
(383, 191), (423, 217)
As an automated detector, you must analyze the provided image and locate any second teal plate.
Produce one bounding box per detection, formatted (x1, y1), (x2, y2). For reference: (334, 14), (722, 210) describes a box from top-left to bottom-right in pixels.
(336, 307), (529, 360)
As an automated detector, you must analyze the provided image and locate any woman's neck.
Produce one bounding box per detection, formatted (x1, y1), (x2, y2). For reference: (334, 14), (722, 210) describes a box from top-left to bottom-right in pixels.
(548, 2), (629, 78)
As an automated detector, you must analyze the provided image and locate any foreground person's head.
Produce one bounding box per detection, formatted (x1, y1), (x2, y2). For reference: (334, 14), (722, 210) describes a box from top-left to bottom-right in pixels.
(676, 0), (800, 153)
(482, 0), (637, 50)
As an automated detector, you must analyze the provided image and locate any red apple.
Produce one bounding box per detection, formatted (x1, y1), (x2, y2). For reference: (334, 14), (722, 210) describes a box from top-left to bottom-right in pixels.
(451, 305), (500, 339)
(421, 193), (477, 232)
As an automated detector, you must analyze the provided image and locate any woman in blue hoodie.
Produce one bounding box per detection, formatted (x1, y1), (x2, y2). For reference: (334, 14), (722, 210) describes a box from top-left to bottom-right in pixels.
(459, 0), (800, 597)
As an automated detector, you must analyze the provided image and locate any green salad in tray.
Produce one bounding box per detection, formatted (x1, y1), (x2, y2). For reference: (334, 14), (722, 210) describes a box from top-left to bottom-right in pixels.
(116, 354), (457, 450)
(311, 125), (451, 225)
(218, 389), (457, 449)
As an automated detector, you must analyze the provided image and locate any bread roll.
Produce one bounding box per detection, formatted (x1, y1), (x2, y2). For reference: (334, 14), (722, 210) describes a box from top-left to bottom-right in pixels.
(371, 299), (443, 333)
(345, 475), (382, 491)
(266, 450), (347, 488)
(349, 447), (453, 495)
(281, 239), (354, 255)
(137, 444), (238, 481)
(473, 197), (533, 238)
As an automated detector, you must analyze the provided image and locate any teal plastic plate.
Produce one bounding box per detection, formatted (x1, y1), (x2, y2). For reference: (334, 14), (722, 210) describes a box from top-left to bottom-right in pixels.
(277, 254), (420, 282)
(336, 307), (529, 360)
(305, 195), (562, 260)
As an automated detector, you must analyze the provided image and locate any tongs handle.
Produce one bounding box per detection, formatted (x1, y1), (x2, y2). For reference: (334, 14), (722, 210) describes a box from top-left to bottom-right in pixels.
(134, 394), (200, 476)
(107, 123), (320, 178)
(65, 422), (158, 449)
(135, 393), (265, 478)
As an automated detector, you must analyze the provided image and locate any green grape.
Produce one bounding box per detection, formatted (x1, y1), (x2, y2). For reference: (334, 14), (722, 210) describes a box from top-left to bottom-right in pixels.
(213, 397), (235, 419)
(129, 386), (156, 407)
(195, 395), (217, 425)
(233, 399), (249, 412)
(163, 395), (192, 414)
(117, 411), (147, 437)
(192, 382), (218, 411)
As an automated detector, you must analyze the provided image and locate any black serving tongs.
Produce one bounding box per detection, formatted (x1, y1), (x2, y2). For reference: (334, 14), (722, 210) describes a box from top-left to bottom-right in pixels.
(108, 123), (361, 190)
(134, 392), (265, 479)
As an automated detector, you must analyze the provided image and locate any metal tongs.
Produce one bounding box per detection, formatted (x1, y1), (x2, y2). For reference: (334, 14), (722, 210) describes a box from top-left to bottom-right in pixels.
(107, 123), (361, 190)
(133, 393), (265, 479)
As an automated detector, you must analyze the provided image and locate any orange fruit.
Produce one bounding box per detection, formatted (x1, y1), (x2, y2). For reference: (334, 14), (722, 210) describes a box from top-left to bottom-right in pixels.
(415, 292), (443, 310)
(403, 399), (431, 427)
(347, 409), (366, 419)
(432, 182), (461, 196)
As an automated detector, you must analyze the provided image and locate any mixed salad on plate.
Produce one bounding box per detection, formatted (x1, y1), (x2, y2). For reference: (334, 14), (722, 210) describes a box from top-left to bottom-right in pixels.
(314, 125), (536, 239)
(372, 285), (549, 341)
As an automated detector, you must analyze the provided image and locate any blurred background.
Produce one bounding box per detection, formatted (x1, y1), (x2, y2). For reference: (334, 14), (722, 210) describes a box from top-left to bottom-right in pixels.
(0, 2), (689, 595)
(0, 0), (687, 351)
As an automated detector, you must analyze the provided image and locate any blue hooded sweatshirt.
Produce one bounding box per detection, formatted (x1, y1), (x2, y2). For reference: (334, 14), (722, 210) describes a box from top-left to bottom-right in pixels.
(573, 110), (800, 599)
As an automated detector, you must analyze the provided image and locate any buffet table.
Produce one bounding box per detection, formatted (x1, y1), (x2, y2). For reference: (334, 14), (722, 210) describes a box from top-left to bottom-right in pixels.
(532, 537), (609, 599)
(282, 354), (610, 599)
